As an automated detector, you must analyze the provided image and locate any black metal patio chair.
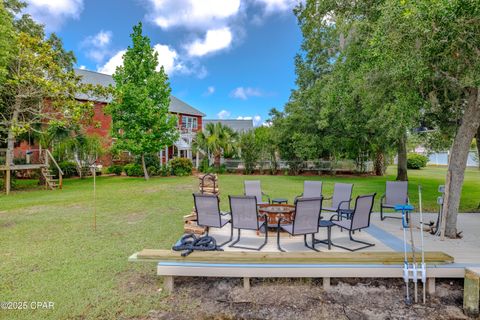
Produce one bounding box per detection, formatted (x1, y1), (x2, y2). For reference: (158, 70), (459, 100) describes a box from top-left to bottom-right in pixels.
(244, 180), (270, 205)
(193, 193), (232, 246)
(228, 195), (268, 251)
(277, 197), (323, 252)
(327, 193), (376, 251)
(380, 181), (409, 221)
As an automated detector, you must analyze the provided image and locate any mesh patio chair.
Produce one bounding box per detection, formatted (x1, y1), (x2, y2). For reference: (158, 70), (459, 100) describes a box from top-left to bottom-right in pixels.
(380, 181), (409, 221)
(296, 181), (322, 200)
(277, 197), (323, 252)
(193, 193), (232, 246)
(328, 194), (376, 251)
(322, 183), (353, 219)
(229, 195), (268, 250)
(244, 180), (270, 205)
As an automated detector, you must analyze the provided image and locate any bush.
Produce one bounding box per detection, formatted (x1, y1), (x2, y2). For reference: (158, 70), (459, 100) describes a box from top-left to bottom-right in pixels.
(198, 158), (210, 173)
(169, 157), (193, 176)
(107, 165), (123, 176)
(159, 164), (171, 177)
(124, 163), (144, 176)
(53, 161), (77, 178)
(407, 153), (429, 169)
(0, 172), (16, 190)
(135, 153), (160, 170)
(147, 166), (158, 176)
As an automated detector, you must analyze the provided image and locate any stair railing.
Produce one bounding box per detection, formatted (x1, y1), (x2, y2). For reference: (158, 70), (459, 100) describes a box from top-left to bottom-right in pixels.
(45, 149), (63, 189)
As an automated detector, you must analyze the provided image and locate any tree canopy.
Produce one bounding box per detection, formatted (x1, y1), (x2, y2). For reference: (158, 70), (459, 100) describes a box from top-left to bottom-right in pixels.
(107, 22), (178, 180)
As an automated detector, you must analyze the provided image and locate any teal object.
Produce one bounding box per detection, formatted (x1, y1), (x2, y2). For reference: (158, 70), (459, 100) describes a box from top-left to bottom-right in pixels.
(394, 204), (414, 228)
(394, 204), (414, 211)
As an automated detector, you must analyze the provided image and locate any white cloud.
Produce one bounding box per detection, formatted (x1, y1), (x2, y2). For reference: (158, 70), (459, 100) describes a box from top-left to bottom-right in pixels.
(153, 44), (180, 74)
(98, 45), (199, 77)
(185, 28), (233, 57)
(79, 65), (86, 70)
(237, 115), (262, 126)
(255, 0), (298, 13)
(204, 86), (215, 96)
(217, 110), (231, 119)
(25, 0), (84, 31)
(81, 30), (113, 63)
(147, 0), (241, 30)
(230, 87), (263, 100)
(97, 50), (125, 75)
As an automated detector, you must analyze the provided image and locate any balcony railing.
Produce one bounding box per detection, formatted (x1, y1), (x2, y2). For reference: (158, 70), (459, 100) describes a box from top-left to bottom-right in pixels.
(178, 126), (198, 134)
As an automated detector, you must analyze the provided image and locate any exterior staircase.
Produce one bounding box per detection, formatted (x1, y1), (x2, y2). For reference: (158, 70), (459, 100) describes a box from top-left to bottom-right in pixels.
(41, 167), (60, 190)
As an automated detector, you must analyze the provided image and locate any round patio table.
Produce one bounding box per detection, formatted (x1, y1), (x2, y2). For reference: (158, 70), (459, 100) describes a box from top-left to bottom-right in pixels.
(258, 203), (295, 228)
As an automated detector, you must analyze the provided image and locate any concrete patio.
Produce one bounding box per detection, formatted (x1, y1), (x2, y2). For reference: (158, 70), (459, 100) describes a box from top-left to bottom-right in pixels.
(209, 211), (480, 266)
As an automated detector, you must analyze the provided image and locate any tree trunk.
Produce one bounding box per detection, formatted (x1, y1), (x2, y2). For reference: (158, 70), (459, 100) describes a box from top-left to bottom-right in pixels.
(443, 87), (480, 238)
(374, 150), (386, 176)
(5, 108), (20, 194)
(476, 125), (480, 169)
(214, 153), (221, 169)
(141, 153), (149, 180)
(396, 131), (408, 181)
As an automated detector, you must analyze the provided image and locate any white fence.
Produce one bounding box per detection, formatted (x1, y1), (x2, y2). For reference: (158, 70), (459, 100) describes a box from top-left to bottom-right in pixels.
(224, 159), (374, 173)
(427, 151), (478, 167)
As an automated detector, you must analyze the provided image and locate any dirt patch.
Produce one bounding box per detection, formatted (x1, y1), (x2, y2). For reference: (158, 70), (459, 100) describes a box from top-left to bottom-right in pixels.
(1, 220), (15, 228)
(132, 278), (470, 320)
(117, 268), (159, 296)
(126, 212), (147, 224)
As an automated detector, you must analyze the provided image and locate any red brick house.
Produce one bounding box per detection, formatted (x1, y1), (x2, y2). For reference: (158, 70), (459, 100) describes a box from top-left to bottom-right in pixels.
(75, 69), (205, 166)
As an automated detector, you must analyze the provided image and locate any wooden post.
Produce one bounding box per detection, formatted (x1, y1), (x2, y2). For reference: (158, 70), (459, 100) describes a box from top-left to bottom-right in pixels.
(164, 276), (174, 294)
(427, 278), (436, 295)
(323, 277), (331, 290)
(93, 166), (96, 232)
(243, 277), (251, 291)
(5, 168), (10, 195)
(464, 268), (480, 317)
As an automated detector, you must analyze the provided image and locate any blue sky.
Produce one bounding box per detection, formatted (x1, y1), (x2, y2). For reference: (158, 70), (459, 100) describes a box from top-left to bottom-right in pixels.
(24, 0), (302, 125)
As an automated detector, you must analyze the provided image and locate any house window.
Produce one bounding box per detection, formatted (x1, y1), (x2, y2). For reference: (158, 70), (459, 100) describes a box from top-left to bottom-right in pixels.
(181, 116), (197, 130)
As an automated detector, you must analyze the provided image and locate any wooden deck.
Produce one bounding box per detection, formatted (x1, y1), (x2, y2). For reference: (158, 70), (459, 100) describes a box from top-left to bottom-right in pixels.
(131, 249), (453, 265)
(129, 212), (480, 294)
(0, 164), (47, 171)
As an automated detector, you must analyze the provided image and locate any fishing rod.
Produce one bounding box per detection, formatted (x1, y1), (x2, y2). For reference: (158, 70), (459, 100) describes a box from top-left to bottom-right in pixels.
(418, 185), (426, 304)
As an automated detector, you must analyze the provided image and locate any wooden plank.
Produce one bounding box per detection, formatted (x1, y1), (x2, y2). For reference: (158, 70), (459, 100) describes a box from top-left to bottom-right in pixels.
(157, 264), (466, 278)
(163, 276), (174, 294)
(243, 277), (250, 291)
(427, 278), (436, 295)
(135, 249), (454, 265)
(0, 164), (47, 170)
(464, 268), (480, 317)
(323, 277), (331, 290)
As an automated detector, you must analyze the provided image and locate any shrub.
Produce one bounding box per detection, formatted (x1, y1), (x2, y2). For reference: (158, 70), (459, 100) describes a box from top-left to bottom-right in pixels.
(135, 153), (160, 170)
(0, 172), (16, 189)
(107, 165), (123, 176)
(159, 164), (171, 177)
(124, 163), (144, 176)
(407, 153), (429, 169)
(147, 166), (158, 176)
(53, 161), (77, 178)
(198, 158), (210, 173)
(169, 157), (193, 176)
(217, 164), (227, 174)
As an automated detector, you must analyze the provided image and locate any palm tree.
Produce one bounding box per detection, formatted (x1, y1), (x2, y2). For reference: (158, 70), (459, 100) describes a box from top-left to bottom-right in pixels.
(193, 122), (238, 168)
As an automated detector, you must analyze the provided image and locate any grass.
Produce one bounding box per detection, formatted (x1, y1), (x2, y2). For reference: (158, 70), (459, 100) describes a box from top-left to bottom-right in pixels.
(0, 166), (479, 319)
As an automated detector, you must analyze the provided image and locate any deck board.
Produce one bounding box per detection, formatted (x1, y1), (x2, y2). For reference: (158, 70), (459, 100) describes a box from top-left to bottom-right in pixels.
(132, 249), (453, 265)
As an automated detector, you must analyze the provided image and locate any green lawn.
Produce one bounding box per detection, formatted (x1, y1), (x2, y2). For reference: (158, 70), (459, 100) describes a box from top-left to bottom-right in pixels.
(0, 166), (479, 319)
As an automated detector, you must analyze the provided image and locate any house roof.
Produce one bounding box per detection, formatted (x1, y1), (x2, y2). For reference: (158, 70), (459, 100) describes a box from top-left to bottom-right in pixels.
(203, 119), (254, 133)
(74, 69), (205, 117)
